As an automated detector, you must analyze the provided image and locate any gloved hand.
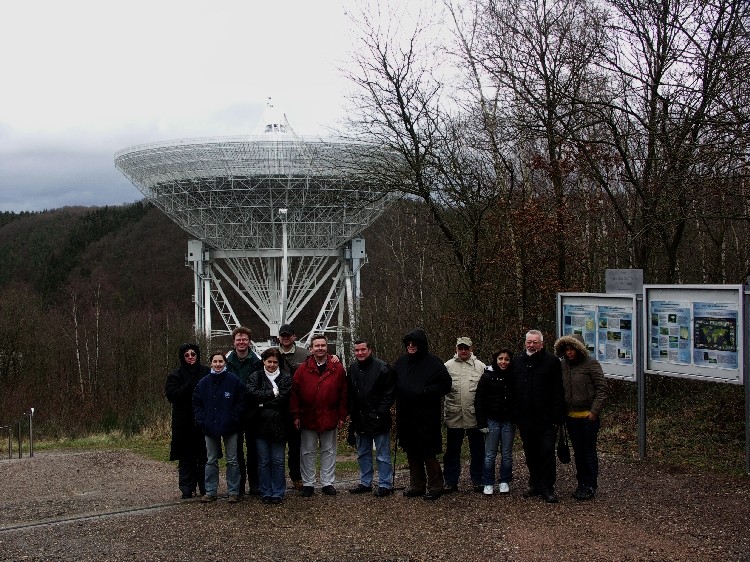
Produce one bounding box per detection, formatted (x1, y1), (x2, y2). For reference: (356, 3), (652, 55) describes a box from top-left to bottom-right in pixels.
(347, 430), (357, 447)
(479, 427), (490, 434)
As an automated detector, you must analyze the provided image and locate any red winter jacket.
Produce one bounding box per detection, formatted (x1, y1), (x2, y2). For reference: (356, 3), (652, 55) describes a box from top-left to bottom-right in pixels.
(290, 356), (348, 432)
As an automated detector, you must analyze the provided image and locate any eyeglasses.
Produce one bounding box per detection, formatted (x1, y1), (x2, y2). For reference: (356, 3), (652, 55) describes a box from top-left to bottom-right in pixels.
(406, 341), (417, 347)
(184, 351), (197, 358)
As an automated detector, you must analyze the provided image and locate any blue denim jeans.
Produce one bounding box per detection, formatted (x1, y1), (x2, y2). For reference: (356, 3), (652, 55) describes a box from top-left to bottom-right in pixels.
(204, 433), (240, 497)
(255, 437), (286, 499)
(566, 416), (601, 490)
(356, 432), (393, 489)
(443, 427), (485, 486)
(482, 419), (515, 485)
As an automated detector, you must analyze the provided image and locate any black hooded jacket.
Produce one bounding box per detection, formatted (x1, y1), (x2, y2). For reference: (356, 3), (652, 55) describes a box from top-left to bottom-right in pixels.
(164, 343), (210, 460)
(393, 328), (452, 456)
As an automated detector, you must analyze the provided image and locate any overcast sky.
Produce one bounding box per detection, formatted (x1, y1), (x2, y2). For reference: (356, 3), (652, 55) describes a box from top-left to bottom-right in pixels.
(0, 1), (366, 212)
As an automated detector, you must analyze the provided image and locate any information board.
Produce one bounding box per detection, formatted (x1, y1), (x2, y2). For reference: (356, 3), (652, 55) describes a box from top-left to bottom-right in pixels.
(557, 293), (638, 381)
(644, 285), (743, 384)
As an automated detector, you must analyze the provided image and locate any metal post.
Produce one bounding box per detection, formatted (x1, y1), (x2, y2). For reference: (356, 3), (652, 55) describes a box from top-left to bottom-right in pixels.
(17, 420), (21, 459)
(279, 208), (289, 327)
(29, 407), (34, 458)
(744, 281), (749, 475)
(637, 294), (646, 460)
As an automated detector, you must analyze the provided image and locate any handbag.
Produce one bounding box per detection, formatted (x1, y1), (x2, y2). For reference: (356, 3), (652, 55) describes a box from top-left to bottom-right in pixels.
(557, 424), (571, 464)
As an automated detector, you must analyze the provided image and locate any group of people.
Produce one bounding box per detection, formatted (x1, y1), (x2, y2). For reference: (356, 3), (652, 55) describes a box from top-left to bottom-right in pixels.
(165, 325), (607, 506)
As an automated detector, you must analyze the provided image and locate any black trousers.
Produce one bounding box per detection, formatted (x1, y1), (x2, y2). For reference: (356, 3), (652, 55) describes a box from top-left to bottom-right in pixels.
(518, 422), (558, 493)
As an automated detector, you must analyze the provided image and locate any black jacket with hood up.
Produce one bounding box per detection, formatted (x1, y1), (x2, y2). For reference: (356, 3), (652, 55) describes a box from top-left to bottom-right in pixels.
(164, 343), (210, 460)
(394, 328), (452, 457)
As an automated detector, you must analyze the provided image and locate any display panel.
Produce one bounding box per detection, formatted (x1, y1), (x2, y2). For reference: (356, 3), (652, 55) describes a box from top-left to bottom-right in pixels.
(644, 285), (743, 384)
(557, 293), (638, 381)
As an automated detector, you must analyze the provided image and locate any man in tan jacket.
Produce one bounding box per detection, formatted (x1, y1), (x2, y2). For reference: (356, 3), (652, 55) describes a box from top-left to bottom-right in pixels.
(443, 336), (486, 493)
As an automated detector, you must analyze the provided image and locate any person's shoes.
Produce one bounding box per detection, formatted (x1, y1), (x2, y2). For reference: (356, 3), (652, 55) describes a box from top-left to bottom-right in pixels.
(292, 479), (304, 491)
(261, 496), (272, 504)
(523, 487), (541, 498)
(348, 484), (372, 494)
(321, 485), (337, 496)
(423, 490), (442, 501)
(271, 496), (283, 504)
(248, 487), (261, 496)
(499, 482), (510, 494)
(200, 494), (217, 503)
(542, 491), (560, 503)
(442, 484), (459, 494)
(572, 486), (595, 501)
(181, 492), (193, 500)
(373, 487), (393, 497)
(301, 486), (314, 497)
(483, 485), (494, 495)
(227, 494), (239, 503)
(473, 484), (484, 493)
(403, 488), (424, 498)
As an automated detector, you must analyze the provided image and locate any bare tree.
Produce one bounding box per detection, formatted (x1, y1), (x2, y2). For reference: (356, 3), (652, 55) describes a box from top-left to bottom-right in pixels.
(343, 1), (510, 336)
(575, 0), (750, 280)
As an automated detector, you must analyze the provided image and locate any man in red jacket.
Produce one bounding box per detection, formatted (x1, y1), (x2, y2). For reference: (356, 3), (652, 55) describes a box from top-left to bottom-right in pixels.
(290, 334), (348, 497)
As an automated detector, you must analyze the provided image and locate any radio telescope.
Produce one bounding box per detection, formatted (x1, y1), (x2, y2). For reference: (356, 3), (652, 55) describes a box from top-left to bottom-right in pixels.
(114, 101), (391, 347)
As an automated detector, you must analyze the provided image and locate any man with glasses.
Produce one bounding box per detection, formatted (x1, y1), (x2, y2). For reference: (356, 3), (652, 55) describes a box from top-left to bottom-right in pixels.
(165, 343), (210, 499)
(394, 328), (452, 501)
(226, 326), (262, 497)
(512, 329), (566, 503)
(442, 336), (486, 493)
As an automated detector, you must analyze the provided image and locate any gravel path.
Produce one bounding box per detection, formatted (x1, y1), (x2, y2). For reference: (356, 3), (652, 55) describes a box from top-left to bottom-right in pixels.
(0, 450), (748, 561)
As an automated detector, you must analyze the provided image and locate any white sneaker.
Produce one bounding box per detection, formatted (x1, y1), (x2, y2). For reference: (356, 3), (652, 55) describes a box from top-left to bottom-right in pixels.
(483, 485), (494, 495)
(498, 482), (510, 494)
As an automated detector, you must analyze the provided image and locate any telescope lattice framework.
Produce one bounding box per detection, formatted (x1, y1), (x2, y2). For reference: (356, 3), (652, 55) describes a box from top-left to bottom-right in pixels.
(115, 109), (391, 344)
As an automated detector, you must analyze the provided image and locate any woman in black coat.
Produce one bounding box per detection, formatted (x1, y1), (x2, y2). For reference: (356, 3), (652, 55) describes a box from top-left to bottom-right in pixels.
(245, 347), (293, 504)
(164, 342), (210, 499)
(394, 328), (452, 500)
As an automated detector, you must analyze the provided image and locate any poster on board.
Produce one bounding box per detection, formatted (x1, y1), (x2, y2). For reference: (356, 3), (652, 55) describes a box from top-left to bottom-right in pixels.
(644, 285), (743, 384)
(649, 300), (691, 364)
(597, 305), (634, 365)
(558, 294), (637, 381)
(692, 302), (738, 369)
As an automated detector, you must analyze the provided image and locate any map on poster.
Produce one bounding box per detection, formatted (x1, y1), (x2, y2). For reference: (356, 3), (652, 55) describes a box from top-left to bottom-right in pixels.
(597, 305), (633, 365)
(562, 303), (634, 366)
(692, 302), (738, 369)
(649, 301), (692, 364)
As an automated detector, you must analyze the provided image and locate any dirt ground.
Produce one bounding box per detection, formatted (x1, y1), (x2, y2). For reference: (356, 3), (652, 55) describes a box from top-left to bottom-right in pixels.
(0, 449), (748, 562)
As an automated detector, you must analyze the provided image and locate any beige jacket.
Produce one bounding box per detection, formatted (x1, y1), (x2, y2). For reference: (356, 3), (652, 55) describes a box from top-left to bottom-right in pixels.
(443, 354), (486, 428)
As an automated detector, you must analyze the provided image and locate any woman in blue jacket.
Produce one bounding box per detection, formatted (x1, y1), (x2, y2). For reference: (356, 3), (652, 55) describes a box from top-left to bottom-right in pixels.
(192, 351), (246, 503)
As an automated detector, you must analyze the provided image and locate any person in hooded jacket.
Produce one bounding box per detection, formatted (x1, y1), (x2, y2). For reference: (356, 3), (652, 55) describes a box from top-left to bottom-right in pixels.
(554, 334), (608, 501)
(394, 328), (452, 501)
(246, 347), (293, 504)
(164, 342), (210, 499)
(192, 351), (247, 503)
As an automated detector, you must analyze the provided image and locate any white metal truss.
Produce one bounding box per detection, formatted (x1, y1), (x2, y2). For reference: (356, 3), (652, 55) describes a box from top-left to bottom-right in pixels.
(115, 116), (390, 346)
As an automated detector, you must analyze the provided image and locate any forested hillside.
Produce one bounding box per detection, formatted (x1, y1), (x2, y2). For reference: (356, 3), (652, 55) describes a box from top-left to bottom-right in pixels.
(0, 202), (196, 436)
